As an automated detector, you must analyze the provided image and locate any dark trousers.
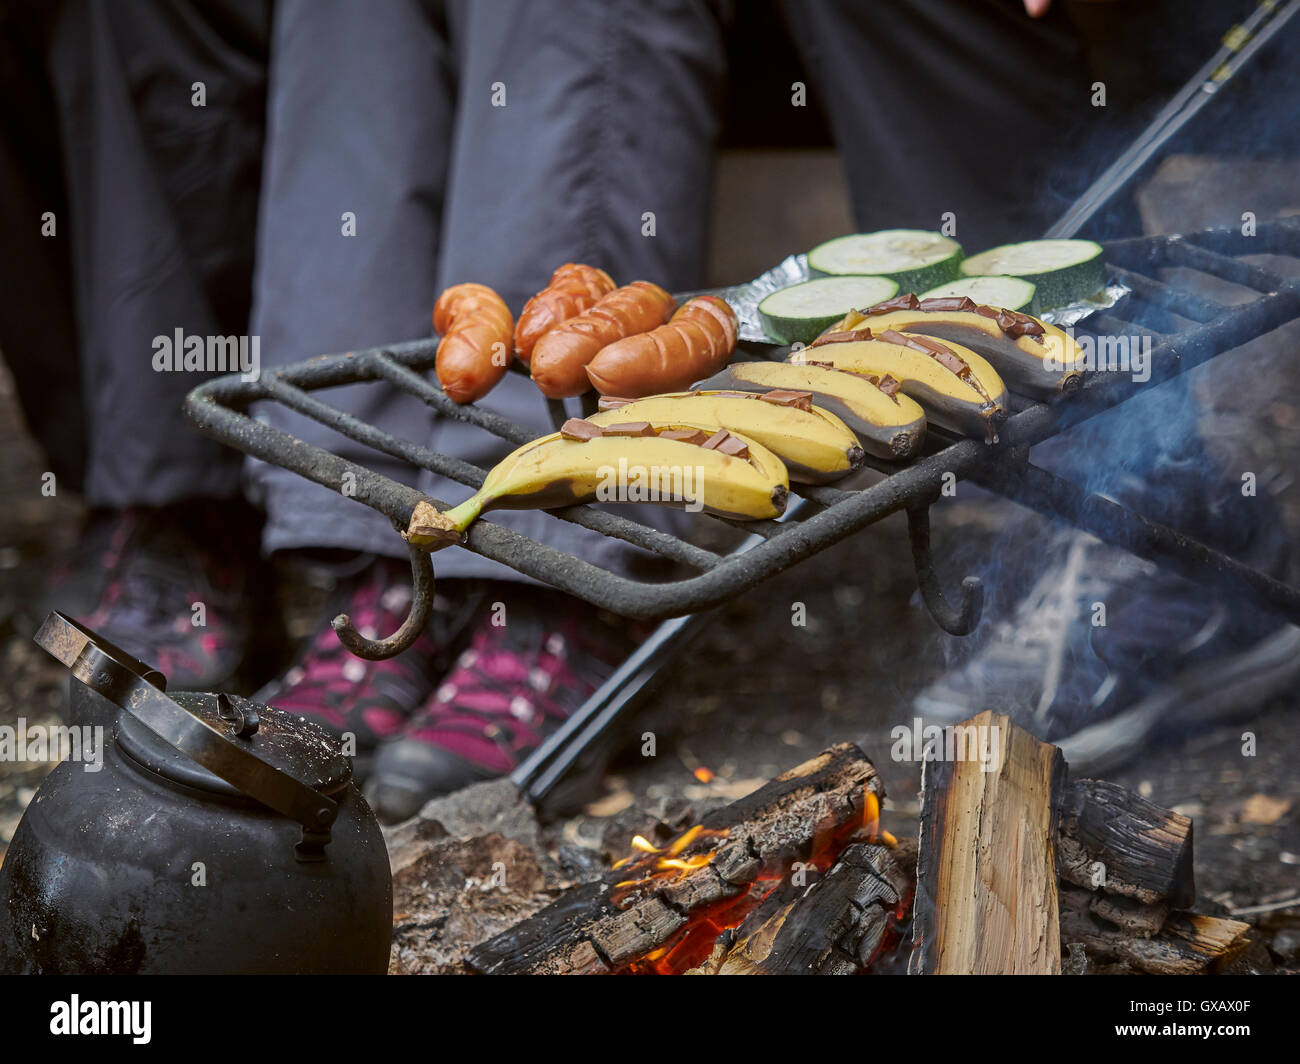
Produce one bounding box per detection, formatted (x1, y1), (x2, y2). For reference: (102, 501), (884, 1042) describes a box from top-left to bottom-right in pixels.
(0, 0), (1268, 572)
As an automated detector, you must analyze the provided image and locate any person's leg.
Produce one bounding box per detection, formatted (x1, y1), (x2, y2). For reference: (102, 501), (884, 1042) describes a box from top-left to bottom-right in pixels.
(247, 0), (455, 559)
(18, 0), (273, 688)
(368, 0), (726, 816)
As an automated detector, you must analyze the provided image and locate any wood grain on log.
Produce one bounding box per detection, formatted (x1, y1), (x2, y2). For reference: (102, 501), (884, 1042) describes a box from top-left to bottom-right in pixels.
(1057, 778), (1195, 908)
(912, 711), (1066, 974)
(467, 743), (882, 975)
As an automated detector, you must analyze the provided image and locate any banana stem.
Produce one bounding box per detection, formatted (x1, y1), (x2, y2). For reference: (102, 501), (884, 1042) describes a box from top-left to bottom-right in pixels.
(405, 497), (482, 550)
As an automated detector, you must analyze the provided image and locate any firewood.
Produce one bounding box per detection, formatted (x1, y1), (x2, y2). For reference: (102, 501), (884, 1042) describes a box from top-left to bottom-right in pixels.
(911, 711), (1066, 974)
(1056, 778), (1195, 908)
(1089, 893), (1168, 938)
(695, 839), (915, 975)
(1058, 885), (1250, 974)
(467, 743), (882, 975)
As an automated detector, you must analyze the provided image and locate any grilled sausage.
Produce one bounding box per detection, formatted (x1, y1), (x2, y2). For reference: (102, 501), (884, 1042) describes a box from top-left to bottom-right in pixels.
(514, 263), (616, 365)
(434, 283), (515, 404)
(586, 295), (738, 398)
(529, 281), (676, 398)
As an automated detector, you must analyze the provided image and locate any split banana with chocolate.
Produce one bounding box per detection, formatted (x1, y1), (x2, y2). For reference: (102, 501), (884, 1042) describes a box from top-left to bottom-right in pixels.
(693, 361), (926, 460)
(405, 420), (789, 549)
(589, 390), (864, 484)
(828, 294), (1086, 397)
(790, 328), (1007, 441)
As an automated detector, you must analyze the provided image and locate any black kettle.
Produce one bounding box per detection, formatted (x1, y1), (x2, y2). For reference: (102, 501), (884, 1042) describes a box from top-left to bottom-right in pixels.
(0, 613), (392, 974)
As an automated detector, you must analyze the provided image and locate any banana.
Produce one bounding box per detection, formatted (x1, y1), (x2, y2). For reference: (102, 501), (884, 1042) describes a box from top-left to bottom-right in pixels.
(693, 361), (926, 460)
(405, 420), (789, 549)
(827, 294), (1085, 397)
(589, 390), (864, 483)
(790, 329), (1007, 441)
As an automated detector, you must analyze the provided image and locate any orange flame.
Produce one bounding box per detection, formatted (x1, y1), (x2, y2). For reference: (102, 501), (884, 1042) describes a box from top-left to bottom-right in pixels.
(693, 766), (715, 783)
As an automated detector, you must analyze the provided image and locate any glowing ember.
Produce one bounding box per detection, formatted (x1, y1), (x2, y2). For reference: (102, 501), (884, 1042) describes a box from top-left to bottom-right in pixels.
(693, 766), (715, 783)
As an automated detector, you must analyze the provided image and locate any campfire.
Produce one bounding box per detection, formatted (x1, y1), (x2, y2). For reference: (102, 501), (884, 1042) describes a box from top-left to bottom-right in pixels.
(388, 712), (1252, 976)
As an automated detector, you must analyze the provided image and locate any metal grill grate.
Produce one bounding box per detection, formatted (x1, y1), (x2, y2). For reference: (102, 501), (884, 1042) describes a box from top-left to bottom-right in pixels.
(186, 223), (1300, 650)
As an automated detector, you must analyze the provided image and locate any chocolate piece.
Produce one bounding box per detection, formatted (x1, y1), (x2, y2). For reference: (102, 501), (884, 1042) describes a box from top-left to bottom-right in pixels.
(973, 304), (1001, 320)
(863, 293), (920, 315)
(810, 327), (873, 347)
(878, 328), (971, 376)
(707, 390), (763, 400)
(659, 428), (712, 446)
(715, 435), (751, 459)
(759, 389), (814, 411)
(600, 421), (655, 437)
(560, 418), (602, 441)
(918, 296), (977, 312)
(874, 374), (902, 398)
(597, 396), (634, 411)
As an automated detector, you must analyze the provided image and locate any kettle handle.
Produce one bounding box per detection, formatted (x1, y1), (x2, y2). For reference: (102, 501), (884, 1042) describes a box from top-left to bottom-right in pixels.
(35, 612), (339, 851)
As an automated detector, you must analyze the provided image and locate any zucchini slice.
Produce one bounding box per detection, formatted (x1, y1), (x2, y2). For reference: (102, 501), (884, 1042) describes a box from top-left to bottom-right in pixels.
(807, 230), (963, 292)
(959, 239), (1103, 309)
(920, 275), (1039, 315)
(758, 275), (899, 345)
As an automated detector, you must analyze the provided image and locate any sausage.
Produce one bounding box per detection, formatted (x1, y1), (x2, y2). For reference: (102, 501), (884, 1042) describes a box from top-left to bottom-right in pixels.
(585, 295), (738, 398)
(529, 281), (676, 398)
(514, 263), (615, 365)
(433, 283), (514, 404)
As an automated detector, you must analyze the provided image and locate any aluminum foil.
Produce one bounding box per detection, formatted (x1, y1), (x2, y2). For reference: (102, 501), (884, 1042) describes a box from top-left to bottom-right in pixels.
(682, 254), (1131, 345)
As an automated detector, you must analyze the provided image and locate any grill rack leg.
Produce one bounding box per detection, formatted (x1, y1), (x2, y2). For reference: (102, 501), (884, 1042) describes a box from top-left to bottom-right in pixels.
(331, 538), (436, 660)
(906, 500), (985, 637)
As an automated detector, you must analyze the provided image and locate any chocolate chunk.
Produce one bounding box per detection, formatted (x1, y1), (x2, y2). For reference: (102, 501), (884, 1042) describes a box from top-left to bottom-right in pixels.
(597, 396), (634, 411)
(560, 418), (603, 441)
(759, 389), (814, 411)
(929, 348), (970, 376)
(973, 304), (1001, 320)
(874, 374), (902, 398)
(698, 427), (751, 458)
(659, 428), (711, 446)
(864, 293), (921, 315)
(600, 421), (656, 437)
(810, 327), (873, 347)
(879, 329), (970, 375)
(918, 296), (977, 312)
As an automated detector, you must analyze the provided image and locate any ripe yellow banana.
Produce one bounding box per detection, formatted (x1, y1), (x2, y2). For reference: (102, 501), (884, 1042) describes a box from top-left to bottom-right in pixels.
(590, 390), (864, 483)
(790, 329), (1006, 441)
(828, 294), (1085, 397)
(693, 361), (926, 460)
(405, 421), (789, 549)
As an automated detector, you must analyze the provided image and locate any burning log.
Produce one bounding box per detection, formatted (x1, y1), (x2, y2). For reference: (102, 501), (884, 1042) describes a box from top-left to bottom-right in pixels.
(688, 838), (916, 975)
(1058, 885), (1250, 974)
(1056, 778), (1195, 909)
(467, 743), (883, 975)
(911, 711), (1067, 974)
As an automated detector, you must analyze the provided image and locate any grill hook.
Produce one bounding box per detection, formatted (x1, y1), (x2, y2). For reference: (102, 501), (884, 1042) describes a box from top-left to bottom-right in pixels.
(331, 537), (436, 659)
(906, 501), (984, 637)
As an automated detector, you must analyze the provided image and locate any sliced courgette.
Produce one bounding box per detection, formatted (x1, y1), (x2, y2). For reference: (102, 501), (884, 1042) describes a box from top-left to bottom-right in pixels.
(920, 275), (1039, 315)
(959, 239), (1103, 309)
(807, 230), (963, 292)
(757, 275), (899, 345)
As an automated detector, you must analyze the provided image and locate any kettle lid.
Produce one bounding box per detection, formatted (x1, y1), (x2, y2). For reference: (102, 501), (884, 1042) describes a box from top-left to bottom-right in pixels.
(36, 613), (347, 858)
(116, 692), (352, 801)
